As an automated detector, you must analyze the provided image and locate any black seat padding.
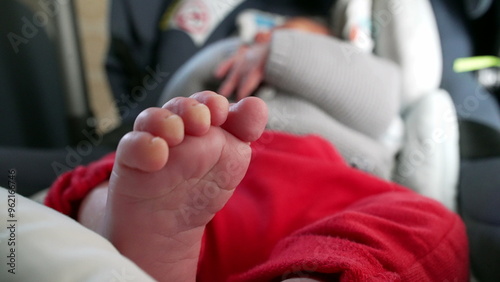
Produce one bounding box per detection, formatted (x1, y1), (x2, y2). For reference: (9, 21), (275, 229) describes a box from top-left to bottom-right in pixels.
(459, 158), (500, 281)
(431, 0), (500, 280)
(0, 0), (70, 148)
(460, 120), (500, 159)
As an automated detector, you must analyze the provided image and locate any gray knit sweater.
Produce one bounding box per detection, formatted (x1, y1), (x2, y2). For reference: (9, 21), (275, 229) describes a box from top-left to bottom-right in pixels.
(159, 30), (402, 178)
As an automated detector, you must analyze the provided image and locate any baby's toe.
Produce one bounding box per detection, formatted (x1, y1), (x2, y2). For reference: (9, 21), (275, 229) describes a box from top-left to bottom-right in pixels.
(134, 108), (184, 146)
(189, 91), (229, 126)
(162, 97), (211, 136)
(115, 131), (169, 172)
(222, 97), (268, 142)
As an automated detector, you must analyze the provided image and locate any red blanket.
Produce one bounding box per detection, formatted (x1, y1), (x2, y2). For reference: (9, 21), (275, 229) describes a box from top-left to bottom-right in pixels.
(45, 131), (469, 281)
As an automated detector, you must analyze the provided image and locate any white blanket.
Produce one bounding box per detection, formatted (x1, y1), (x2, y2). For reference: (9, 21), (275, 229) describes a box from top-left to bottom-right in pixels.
(0, 187), (153, 282)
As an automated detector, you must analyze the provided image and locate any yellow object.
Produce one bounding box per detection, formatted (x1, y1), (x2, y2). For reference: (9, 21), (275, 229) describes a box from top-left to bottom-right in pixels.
(453, 56), (500, 73)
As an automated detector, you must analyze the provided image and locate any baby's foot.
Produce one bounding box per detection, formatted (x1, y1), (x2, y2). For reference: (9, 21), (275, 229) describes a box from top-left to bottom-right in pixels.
(104, 91), (267, 281)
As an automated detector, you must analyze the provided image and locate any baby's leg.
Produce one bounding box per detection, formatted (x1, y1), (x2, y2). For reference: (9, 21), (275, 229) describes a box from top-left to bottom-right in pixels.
(78, 91), (267, 281)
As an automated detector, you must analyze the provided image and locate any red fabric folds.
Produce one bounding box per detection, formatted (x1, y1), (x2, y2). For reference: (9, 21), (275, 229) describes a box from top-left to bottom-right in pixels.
(44, 131), (469, 281)
(44, 153), (116, 219)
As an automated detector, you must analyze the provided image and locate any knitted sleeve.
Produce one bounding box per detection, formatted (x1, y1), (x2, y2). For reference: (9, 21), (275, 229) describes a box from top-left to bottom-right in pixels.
(265, 30), (401, 139)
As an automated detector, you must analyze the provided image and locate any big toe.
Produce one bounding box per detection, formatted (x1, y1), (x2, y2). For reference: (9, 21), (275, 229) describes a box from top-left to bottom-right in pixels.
(222, 97), (268, 142)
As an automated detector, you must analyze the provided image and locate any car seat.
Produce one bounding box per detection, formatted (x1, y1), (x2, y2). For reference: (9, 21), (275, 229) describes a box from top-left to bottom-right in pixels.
(0, 0), (480, 281)
(0, 0), (70, 148)
(156, 0), (461, 212)
(430, 0), (500, 281)
(0, 0), (109, 196)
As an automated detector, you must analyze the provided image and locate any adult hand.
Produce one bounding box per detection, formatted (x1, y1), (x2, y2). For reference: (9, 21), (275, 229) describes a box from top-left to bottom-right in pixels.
(215, 41), (270, 101)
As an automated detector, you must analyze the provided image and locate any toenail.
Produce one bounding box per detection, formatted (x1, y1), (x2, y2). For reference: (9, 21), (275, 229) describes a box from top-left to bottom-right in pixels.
(164, 114), (183, 129)
(166, 114), (181, 121)
(192, 103), (209, 113)
(150, 137), (162, 145)
(194, 104), (210, 115)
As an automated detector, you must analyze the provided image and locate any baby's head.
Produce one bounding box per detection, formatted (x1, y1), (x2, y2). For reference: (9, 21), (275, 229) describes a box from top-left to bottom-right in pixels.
(255, 17), (331, 43)
(280, 17), (330, 35)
